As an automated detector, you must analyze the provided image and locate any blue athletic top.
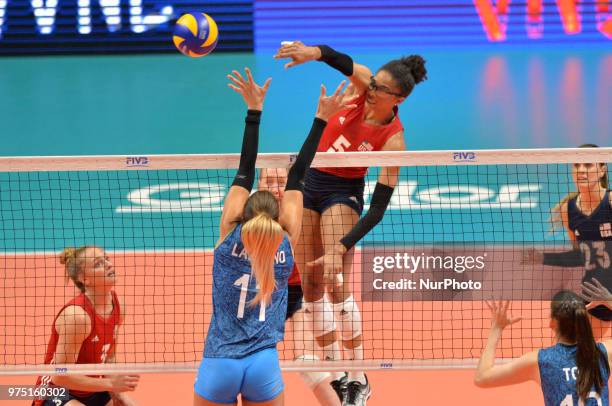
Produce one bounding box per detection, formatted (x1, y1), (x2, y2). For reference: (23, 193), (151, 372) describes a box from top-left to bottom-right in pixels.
(539, 342), (609, 406)
(568, 190), (612, 279)
(568, 190), (612, 318)
(204, 224), (294, 358)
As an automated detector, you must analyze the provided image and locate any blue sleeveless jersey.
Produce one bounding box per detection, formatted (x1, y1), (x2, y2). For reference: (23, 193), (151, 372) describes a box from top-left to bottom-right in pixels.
(568, 190), (612, 319)
(204, 224), (294, 358)
(539, 342), (609, 406)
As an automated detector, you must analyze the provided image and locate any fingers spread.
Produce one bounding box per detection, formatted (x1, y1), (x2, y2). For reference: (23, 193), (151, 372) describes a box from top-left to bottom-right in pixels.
(228, 84), (243, 94)
(245, 67), (254, 85)
(502, 300), (510, 314)
(592, 278), (605, 289)
(262, 77), (272, 92)
(227, 74), (244, 88)
(510, 316), (522, 325)
(232, 69), (245, 82)
(332, 80), (347, 98)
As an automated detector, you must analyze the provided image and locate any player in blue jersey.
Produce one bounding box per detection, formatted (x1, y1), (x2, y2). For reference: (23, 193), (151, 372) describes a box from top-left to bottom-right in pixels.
(193, 68), (356, 406)
(475, 293), (612, 406)
(523, 144), (612, 337)
(258, 167), (341, 406)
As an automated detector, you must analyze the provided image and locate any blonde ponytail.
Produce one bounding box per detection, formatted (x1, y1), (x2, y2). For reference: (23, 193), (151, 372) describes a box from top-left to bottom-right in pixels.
(241, 212), (284, 306)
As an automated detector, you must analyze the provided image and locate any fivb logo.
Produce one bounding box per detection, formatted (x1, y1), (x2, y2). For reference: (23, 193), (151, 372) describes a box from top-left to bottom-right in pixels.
(452, 151), (477, 163)
(126, 156), (149, 167)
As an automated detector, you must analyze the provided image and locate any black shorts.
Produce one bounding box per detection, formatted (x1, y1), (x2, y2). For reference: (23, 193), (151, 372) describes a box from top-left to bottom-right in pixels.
(303, 168), (365, 216)
(39, 391), (111, 406)
(286, 284), (303, 320)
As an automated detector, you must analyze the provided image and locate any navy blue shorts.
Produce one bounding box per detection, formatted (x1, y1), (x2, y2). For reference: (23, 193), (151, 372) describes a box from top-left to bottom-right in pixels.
(194, 347), (283, 404)
(303, 168), (365, 215)
(37, 391), (111, 406)
(286, 284), (303, 320)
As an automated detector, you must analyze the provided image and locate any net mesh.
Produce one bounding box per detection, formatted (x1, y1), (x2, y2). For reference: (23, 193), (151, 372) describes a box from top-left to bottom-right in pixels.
(0, 148), (611, 374)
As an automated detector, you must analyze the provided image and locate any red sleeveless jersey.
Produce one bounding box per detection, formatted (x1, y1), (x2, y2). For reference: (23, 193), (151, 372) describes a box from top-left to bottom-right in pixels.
(317, 92), (404, 179)
(288, 262), (300, 286)
(34, 291), (121, 400)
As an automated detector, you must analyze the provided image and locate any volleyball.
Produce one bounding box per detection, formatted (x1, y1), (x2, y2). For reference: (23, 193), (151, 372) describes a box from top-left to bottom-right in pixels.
(173, 12), (218, 57)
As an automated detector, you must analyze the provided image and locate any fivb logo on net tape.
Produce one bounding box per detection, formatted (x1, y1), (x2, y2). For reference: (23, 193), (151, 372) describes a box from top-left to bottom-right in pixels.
(126, 156), (150, 167)
(452, 151), (477, 163)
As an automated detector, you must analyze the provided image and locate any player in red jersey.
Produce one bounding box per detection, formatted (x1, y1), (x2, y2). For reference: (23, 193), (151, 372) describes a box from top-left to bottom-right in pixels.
(33, 246), (139, 406)
(258, 168), (304, 319)
(258, 167), (340, 406)
(275, 42), (427, 405)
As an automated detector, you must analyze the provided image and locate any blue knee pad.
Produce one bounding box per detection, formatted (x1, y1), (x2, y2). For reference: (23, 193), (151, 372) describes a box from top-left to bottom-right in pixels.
(194, 347), (283, 404)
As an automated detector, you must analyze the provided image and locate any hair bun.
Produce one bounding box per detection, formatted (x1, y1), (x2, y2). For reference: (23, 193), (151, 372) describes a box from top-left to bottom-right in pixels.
(401, 55), (427, 84)
(59, 247), (77, 265)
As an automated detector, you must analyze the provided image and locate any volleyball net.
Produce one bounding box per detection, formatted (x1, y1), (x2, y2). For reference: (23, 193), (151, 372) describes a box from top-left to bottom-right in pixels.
(0, 147), (611, 375)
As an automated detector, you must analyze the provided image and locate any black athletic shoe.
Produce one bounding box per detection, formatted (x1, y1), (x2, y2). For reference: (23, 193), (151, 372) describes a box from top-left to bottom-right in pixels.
(330, 372), (348, 403)
(343, 374), (372, 406)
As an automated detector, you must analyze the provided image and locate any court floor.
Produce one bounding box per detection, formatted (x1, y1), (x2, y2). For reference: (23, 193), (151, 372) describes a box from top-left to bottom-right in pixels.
(0, 370), (544, 405)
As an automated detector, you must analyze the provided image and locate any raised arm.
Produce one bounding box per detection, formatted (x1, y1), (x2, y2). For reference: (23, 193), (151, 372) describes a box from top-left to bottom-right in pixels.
(219, 68), (272, 241)
(274, 41), (372, 93)
(474, 300), (539, 388)
(521, 200), (583, 267)
(279, 81), (358, 246)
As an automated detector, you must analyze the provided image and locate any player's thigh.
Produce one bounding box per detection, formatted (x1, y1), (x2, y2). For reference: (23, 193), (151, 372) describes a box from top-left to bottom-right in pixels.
(297, 208), (325, 300)
(321, 204), (359, 299)
(320, 203), (359, 249)
(242, 391), (284, 406)
(193, 393), (236, 406)
(297, 208), (323, 264)
(290, 309), (316, 355)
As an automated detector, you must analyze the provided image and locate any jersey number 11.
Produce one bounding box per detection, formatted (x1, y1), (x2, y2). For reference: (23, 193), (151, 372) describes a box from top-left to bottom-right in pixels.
(234, 274), (266, 321)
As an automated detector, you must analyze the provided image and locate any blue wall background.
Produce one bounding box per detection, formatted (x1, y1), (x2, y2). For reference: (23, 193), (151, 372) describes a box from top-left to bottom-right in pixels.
(0, 48), (609, 156)
(255, 0), (612, 50)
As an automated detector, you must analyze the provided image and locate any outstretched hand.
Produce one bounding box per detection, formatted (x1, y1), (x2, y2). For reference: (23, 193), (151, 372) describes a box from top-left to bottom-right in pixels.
(273, 41), (320, 69)
(520, 248), (543, 266)
(581, 278), (612, 310)
(227, 67), (272, 111)
(485, 300), (522, 331)
(315, 80), (358, 121)
(307, 244), (347, 285)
